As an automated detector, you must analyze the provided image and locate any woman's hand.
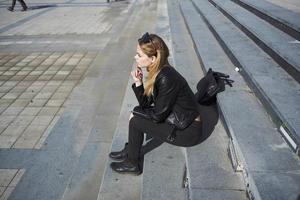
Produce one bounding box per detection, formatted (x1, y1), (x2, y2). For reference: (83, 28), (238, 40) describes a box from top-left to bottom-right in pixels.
(131, 67), (143, 86)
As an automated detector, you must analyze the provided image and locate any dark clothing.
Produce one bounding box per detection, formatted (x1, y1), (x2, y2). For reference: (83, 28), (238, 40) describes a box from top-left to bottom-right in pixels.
(132, 66), (199, 130)
(10, 0), (27, 10)
(128, 115), (202, 163)
(128, 65), (203, 163)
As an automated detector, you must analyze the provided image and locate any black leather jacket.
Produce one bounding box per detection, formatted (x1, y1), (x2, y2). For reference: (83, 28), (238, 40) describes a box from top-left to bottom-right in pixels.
(132, 66), (199, 129)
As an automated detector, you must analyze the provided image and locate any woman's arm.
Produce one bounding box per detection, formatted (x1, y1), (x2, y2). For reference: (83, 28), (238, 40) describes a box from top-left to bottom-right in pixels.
(133, 75), (179, 122)
(131, 67), (154, 107)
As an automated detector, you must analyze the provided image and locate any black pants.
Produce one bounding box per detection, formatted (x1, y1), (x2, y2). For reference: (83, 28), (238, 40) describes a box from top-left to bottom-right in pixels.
(11, 0), (27, 9)
(127, 115), (203, 163)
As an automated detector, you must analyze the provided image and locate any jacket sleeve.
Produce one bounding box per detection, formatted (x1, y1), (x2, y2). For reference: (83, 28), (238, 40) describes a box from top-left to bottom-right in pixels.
(132, 76), (179, 123)
(132, 83), (153, 107)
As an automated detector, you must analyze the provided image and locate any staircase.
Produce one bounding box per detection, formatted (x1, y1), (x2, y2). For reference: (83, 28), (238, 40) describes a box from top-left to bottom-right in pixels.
(96, 0), (300, 199)
(179, 0), (300, 199)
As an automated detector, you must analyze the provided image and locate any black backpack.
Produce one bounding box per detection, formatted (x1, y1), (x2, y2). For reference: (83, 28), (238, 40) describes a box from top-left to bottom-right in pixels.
(195, 68), (234, 105)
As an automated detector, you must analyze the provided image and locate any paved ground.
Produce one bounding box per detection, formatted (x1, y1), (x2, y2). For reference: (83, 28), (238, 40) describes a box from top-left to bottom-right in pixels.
(0, 0), (157, 199)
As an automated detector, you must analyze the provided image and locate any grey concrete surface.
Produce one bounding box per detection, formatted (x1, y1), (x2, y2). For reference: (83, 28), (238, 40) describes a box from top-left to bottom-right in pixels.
(0, 0), (158, 199)
(232, 0), (300, 40)
(180, 0), (300, 199)
(169, 1), (246, 199)
(191, 0), (300, 151)
(211, 0), (300, 82)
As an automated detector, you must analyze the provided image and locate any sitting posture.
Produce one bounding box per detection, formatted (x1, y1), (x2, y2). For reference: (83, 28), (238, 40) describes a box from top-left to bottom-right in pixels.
(109, 32), (231, 175)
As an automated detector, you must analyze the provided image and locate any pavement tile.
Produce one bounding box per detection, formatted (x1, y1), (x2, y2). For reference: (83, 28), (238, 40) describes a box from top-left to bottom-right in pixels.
(0, 116), (15, 126)
(18, 93), (36, 99)
(0, 87), (12, 93)
(0, 127), (6, 134)
(0, 187), (5, 197)
(3, 71), (17, 76)
(2, 81), (18, 87)
(10, 99), (31, 107)
(9, 170), (25, 187)
(17, 81), (33, 86)
(10, 116), (35, 126)
(19, 107), (42, 116)
(48, 65), (62, 71)
(57, 85), (73, 92)
(43, 71), (57, 75)
(2, 93), (20, 100)
(0, 169), (18, 186)
(28, 99), (48, 107)
(41, 85), (59, 93)
(29, 71), (43, 76)
(51, 92), (69, 99)
(10, 76), (26, 81)
(30, 116), (54, 126)
(1, 125), (27, 137)
(60, 66), (75, 71)
(15, 62), (27, 67)
(0, 76), (11, 81)
(16, 71), (30, 75)
(37, 75), (53, 81)
(13, 125), (48, 149)
(0, 135), (16, 148)
(57, 71), (70, 75)
(21, 66), (35, 71)
(46, 99), (65, 107)
(34, 92), (52, 99)
(10, 86), (27, 93)
(66, 75), (82, 80)
(23, 76), (39, 81)
(35, 116), (60, 149)
(1, 107), (24, 116)
(0, 186), (14, 200)
(35, 66), (50, 71)
(46, 80), (63, 86)
(38, 107), (60, 116)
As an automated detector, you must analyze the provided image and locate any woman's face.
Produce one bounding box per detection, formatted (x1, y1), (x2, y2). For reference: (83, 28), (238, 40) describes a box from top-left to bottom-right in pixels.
(134, 44), (154, 68)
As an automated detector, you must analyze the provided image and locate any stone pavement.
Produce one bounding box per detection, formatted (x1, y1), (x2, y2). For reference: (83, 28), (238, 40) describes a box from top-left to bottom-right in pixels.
(0, 0), (157, 199)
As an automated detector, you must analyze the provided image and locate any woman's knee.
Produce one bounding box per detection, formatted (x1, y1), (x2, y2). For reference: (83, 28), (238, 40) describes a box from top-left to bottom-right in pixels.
(129, 115), (140, 129)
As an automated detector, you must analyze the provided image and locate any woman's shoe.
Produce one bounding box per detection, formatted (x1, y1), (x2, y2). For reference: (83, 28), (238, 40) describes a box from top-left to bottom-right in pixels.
(110, 160), (142, 175)
(109, 143), (128, 161)
(7, 7), (14, 11)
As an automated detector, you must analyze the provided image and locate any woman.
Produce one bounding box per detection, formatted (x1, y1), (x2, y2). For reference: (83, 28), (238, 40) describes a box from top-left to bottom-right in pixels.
(109, 33), (203, 175)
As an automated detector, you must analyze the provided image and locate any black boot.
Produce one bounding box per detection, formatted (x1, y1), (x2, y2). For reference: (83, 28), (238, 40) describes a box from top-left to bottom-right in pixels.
(110, 159), (142, 175)
(7, 7), (14, 11)
(109, 143), (128, 161)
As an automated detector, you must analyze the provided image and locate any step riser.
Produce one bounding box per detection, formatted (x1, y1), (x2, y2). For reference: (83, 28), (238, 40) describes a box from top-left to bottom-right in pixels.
(231, 0), (300, 41)
(191, 0), (300, 156)
(209, 0), (300, 84)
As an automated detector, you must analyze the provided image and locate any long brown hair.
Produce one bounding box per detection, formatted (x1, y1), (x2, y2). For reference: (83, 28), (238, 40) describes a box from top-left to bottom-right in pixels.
(138, 33), (170, 96)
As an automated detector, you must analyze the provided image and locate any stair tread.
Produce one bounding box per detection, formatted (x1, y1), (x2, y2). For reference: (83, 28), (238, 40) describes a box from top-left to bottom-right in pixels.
(236, 0), (300, 32)
(97, 79), (141, 200)
(142, 143), (187, 200)
(169, 0), (246, 199)
(142, 1), (189, 199)
(180, 0), (300, 199)
(191, 0), (300, 145)
(212, 0), (300, 73)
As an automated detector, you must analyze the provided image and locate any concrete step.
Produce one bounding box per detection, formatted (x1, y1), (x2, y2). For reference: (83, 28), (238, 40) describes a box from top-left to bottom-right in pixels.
(180, 0), (300, 199)
(97, 75), (141, 200)
(141, 0), (189, 199)
(96, 0), (159, 199)
(210, 0), (300, 83)
(191, 0), (300, 155)
(168, 0), (248, 199)
(231, 0), (300, 41)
